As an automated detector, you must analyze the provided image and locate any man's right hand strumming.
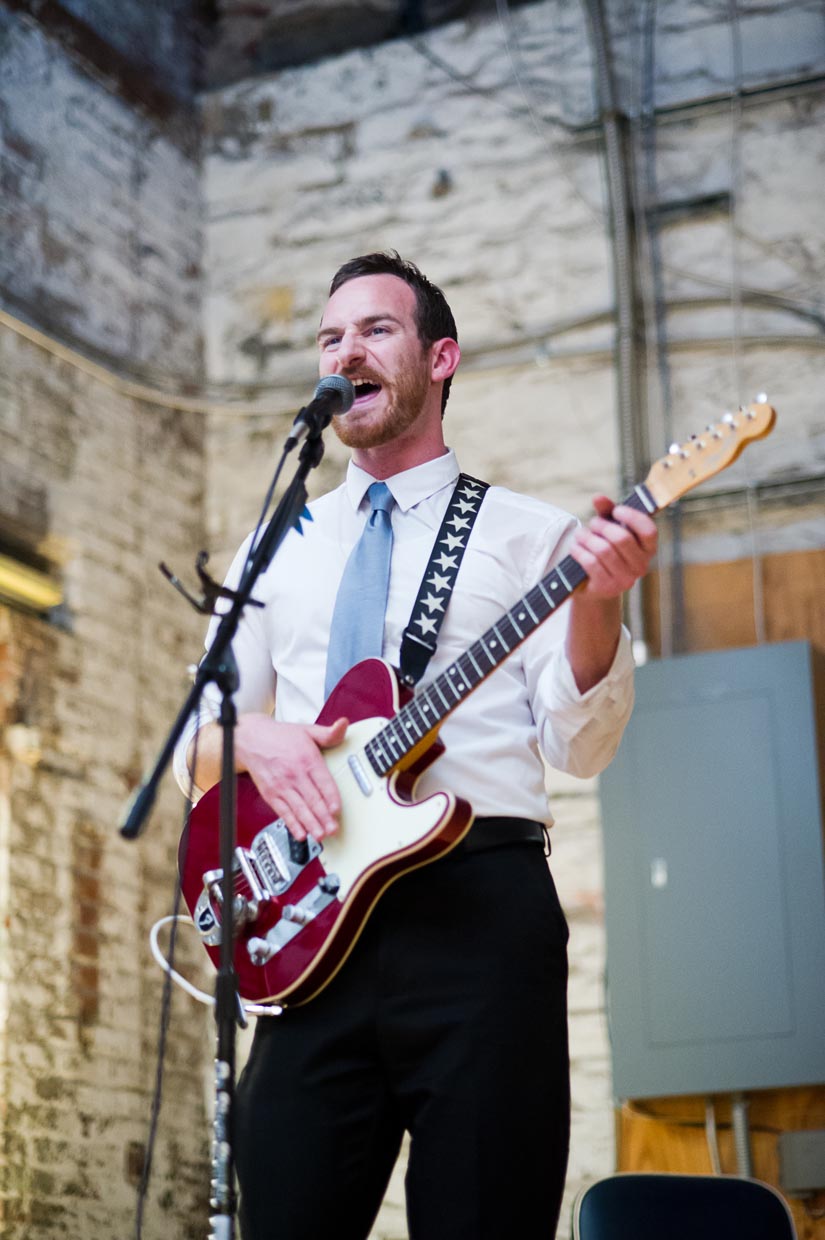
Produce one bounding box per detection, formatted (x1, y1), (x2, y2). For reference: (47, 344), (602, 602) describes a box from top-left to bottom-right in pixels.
(188, 713), (348, 843)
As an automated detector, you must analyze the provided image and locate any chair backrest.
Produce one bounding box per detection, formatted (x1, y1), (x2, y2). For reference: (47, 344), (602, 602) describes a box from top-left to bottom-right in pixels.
(572, 1173), (797, 1240)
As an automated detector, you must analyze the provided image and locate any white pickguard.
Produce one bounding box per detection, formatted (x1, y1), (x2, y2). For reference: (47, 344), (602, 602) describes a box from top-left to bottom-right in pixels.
(318, 716), (452, 902)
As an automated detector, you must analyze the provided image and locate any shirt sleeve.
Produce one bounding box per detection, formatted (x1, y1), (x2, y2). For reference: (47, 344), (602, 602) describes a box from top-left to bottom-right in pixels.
(520, 513), (636, 779)
(172, 533), (278, 800)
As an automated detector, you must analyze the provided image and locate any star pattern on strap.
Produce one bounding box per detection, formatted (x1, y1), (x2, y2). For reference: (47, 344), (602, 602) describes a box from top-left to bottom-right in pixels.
(405, 476), (488, 668)
(421, 592), (445, 614)
(426, 571), (452, 591)
(441, 532), (465, 551)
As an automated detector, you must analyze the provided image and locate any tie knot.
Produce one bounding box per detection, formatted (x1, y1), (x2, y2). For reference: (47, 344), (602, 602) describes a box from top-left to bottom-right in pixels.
(367, 481), (394, 515)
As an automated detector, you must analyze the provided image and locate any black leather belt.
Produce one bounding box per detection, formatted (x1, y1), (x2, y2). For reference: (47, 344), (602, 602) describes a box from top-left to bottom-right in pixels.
(454, 816), (548, 855)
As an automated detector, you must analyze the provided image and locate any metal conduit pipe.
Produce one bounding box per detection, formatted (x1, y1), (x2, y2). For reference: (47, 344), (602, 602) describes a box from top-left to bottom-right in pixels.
(581, 0), (648, 648)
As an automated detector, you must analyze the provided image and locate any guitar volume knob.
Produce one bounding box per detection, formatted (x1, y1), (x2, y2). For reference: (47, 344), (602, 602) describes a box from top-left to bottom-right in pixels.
(318, 873), (341, 896)
(247, 937), (275, 966)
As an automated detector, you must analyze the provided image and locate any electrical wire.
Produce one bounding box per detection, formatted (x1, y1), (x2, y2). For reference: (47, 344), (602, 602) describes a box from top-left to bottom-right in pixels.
(635, 0), (681, 658)
(493, 0), (605, 226)
(408, 2), (605, 229)
(133, 841), (187, 1240)
(0, 303), (293, 417)
(727, 0), (769, 646)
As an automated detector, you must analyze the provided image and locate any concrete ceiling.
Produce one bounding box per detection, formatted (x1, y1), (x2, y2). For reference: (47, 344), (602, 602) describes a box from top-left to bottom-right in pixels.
(200, 0), (535, 88)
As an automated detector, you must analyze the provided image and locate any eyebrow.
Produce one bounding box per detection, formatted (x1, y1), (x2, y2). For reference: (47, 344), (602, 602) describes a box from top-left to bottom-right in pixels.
(316, 313), (404, 344)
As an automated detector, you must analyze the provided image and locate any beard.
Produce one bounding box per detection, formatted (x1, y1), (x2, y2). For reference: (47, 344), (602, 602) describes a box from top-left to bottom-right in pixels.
(332, 358), (431, 450)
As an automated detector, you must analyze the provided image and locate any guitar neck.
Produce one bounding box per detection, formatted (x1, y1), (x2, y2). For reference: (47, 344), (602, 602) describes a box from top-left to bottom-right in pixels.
(365, 484), (658, 777)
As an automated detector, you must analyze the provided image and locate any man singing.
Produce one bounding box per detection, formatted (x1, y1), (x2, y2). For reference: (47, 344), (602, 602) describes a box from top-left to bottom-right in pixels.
(176, 252), (657, 1239)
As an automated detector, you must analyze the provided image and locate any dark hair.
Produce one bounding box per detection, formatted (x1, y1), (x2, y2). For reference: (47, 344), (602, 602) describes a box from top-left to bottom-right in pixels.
(329, 251), (458, 414)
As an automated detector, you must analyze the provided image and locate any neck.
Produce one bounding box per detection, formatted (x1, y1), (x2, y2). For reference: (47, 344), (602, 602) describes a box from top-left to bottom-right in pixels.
(351, 416), (447, 480)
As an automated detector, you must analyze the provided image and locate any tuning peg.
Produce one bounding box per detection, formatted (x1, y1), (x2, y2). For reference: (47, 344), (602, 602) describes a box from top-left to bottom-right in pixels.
(722, 412), (737, 426)
(755, 391), (767, 403)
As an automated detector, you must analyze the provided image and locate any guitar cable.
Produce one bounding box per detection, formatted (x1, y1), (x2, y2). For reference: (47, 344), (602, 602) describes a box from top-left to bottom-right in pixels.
(148, 914), (281, 1018)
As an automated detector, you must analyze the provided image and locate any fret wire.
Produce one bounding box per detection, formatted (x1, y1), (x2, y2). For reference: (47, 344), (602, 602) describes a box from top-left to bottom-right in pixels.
(500, 616), (519, 645)
(479, 636), (497, 665)
(367, 736), (389, 776)
(417, 686), (438, 724)
(401, 707), (423, 740)
(457, 653), (478, 687)
(528, 591), (550, 622)
(523, 597), (539, 624)
(538, 580), (557, 609)
(446, 676), (463, 701)
(508, 610), (524, 639)
(492, 623), (511, 653)
(432, 678), (451, 711)
(560, 555), (587, 587)
(466, 647), (484, 677)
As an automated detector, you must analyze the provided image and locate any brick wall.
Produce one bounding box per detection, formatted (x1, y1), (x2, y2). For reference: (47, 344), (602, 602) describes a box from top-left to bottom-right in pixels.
(0, 320), (212, 1237)
(0, 3), (212, 1235)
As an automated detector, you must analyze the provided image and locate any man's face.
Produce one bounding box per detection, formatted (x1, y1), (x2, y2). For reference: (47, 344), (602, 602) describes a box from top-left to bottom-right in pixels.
(317, 274), (433, 450)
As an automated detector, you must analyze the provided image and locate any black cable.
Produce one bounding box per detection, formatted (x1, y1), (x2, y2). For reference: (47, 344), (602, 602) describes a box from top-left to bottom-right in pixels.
(133, 726), (200, 1239)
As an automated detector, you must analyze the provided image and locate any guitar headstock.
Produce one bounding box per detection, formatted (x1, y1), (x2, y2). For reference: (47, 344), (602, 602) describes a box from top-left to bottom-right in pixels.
(643, 401), (776, 509)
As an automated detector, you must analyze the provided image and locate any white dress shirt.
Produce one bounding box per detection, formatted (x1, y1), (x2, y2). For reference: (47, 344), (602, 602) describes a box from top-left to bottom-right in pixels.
(174, 449), (635, 824)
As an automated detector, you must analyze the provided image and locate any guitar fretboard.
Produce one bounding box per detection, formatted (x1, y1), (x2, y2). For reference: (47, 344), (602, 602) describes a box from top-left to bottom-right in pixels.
(365, 485), (657, 777)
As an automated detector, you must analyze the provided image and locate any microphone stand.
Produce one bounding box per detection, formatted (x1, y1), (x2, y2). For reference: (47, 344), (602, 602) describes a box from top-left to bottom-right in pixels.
(119, 406), (331, 1240)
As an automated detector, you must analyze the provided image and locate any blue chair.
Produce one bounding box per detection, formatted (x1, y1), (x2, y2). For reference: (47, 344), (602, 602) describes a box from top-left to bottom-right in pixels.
(572, 1173), (798, 1240)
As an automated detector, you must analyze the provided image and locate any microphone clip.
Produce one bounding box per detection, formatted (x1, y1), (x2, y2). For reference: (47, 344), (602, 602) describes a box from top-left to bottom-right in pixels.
(159, 551), (265, 616)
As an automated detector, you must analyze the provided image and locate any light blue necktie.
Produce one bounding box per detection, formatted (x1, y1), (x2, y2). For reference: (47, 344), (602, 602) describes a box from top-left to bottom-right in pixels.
(324, 481), (395, 697)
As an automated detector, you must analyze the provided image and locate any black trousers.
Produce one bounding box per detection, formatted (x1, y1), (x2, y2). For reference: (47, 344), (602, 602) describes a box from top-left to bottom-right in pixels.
(234, 839), (571, 1239)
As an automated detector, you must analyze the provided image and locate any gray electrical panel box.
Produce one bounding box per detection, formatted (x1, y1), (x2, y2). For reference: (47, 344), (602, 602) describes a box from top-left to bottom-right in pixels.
(599, 640), (825, 1100)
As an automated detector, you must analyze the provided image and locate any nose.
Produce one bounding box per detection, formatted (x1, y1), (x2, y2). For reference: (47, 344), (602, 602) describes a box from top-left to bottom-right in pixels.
(334, 328), (365, 372)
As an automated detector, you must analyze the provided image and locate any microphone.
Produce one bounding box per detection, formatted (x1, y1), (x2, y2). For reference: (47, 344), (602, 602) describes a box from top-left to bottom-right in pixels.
(285, 375), (355, 450)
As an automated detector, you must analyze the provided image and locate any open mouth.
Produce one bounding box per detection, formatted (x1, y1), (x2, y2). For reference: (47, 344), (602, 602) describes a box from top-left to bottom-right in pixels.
(351, 379), (382, 404)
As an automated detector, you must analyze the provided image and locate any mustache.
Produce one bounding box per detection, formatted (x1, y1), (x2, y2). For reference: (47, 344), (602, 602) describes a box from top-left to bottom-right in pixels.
(341, 366), (385, 387)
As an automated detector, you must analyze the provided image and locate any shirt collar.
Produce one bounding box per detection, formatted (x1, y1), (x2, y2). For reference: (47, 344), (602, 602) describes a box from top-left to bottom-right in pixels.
(345, 449), (460, 514)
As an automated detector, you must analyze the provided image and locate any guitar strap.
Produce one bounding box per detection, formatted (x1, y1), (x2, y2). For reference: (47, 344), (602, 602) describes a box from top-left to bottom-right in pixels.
(398, 472), (489, 688)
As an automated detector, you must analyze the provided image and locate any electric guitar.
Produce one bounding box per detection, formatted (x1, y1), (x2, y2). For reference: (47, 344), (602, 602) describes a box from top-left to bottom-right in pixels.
(179, 402), (776, 1007)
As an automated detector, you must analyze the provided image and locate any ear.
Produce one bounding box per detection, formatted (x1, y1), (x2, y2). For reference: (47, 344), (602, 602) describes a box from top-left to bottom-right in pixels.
(429, 337), (461, 384)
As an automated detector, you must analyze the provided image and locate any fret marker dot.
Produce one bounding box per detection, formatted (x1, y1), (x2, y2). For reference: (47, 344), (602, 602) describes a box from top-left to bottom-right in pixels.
(551, 582), (558, 590)
(518, 612), (525, 620)
(491, 640), (497, 647)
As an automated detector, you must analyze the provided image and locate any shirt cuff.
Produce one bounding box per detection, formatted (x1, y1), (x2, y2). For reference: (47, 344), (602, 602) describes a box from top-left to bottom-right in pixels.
(556, 623), (635, 706)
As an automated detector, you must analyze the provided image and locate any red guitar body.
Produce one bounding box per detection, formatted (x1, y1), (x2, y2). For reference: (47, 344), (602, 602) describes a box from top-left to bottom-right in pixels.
(179, 659), (473, 1007)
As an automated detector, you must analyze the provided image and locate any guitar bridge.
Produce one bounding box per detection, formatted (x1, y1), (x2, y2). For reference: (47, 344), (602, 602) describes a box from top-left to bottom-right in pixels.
(193, 817), (323, 947)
